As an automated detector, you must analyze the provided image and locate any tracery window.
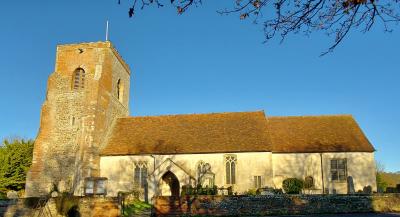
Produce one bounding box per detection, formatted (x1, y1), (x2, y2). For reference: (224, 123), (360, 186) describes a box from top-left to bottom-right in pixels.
(72, 68), (85, 90)
(225, 155), (237, 185)
(331, 159), (347, 181)
(134, 161), (148, 188)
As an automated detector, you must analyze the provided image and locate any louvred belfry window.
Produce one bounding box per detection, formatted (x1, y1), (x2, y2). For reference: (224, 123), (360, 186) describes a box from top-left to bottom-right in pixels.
(117, 79), (124, 102)
(72, 68), (85, 90)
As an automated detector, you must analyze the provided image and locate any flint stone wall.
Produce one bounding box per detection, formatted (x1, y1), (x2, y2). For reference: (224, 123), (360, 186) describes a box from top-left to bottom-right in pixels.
(0, 197), (120, 217)
(153, 194), (400, 216)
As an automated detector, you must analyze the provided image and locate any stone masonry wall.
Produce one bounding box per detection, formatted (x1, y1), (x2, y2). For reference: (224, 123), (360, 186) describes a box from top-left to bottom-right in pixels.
(1, 197), (119, 217)
(153, 194), (400, 216)
(25, 41), (130, 197)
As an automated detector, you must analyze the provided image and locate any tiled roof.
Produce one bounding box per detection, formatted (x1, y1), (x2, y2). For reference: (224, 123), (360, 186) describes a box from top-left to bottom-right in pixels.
(101, 111), (271, 155)
(100, 112), (375, 156)
(268, 115), (375, 153)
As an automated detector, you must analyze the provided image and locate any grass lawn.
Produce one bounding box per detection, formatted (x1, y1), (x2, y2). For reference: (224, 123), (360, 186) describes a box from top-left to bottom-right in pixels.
(122, 200), (152, 217)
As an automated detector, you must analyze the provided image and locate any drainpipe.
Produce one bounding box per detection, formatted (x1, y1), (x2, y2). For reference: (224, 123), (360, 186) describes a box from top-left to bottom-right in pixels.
(320, 153), (325, 194)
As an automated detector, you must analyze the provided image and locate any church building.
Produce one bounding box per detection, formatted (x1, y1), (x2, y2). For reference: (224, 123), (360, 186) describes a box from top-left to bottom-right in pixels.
(25, 41), (377, 200)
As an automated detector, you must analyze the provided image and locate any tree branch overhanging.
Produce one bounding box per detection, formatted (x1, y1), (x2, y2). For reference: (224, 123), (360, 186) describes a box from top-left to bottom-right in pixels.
(121, 0), (400, 55)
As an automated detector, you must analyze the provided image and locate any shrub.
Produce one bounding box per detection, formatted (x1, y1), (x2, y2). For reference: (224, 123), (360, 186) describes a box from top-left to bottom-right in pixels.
(282, 178), (304, 194)
(0, 191), (7, 200)
(212, 185), (218, 195)
(0, 139), (34, 191)
(181, 184), (218, 196)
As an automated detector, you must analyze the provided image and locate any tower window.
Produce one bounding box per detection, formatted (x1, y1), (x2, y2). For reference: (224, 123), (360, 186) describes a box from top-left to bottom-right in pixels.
(117, 79), (124, 102)
(72, 68), (85, 90)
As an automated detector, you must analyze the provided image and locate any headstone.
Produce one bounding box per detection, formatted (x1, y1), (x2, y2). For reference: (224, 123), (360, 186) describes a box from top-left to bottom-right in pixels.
(363, 185), (372, 194)
(347, 176), (355, 194)
(260, 191), (274, 196)
(51, 191), (59, 198)
(6, 191), (18, 199)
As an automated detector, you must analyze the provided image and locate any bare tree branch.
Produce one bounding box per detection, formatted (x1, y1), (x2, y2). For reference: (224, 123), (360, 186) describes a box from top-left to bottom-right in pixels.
(121, 0), (400, 55)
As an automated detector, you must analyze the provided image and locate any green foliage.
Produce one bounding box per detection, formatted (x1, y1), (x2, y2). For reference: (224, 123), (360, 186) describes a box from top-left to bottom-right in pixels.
(376, 172), (388, 192)
(282, 178), (304, 194)
(380, 172), (400, 188)
(122, 199), (152, 217)
(0, 191), (7, 199)
(181, 184), (218, 196)
(0, 138), (34, 191)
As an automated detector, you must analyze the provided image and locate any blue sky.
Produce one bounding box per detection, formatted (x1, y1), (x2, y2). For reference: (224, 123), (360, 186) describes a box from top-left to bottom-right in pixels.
(0, 1), (399, 172)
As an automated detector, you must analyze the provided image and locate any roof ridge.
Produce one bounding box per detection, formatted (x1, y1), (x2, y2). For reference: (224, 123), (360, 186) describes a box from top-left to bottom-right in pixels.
(118, 110), (266, 119)
(268, 114), (353, 119)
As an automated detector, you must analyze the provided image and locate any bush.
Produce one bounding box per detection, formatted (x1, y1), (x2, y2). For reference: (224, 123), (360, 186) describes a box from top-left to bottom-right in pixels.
(181, 184), (218, 196)
(0, 191), (7, 200)
(282, 178), (304, 194)
(0, 139), (34, 191)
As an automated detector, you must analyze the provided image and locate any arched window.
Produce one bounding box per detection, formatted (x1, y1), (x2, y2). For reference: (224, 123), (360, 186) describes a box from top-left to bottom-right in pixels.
(134, 161), (148, 188)
(72, 68), (85, 90)
(117, 79), (123, 102)
(304, 176), (314, 189)
(225, 155), (237, 184)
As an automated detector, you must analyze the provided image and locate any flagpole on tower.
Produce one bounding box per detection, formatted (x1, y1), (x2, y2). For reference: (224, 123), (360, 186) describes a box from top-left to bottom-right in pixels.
(106, 20), (109, 41)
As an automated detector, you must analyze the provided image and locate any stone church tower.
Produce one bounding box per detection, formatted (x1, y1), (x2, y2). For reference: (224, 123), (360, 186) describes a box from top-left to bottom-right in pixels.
(25, 41), (130, 197)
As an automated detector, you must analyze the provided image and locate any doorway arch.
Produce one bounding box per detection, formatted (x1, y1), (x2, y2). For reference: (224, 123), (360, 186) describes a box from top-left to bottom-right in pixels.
(67, 205), (80, 217)
(161, 171), (180, 197)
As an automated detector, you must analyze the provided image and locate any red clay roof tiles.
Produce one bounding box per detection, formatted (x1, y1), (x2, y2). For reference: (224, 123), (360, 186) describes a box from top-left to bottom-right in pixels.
(100, 111), (375, 155)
